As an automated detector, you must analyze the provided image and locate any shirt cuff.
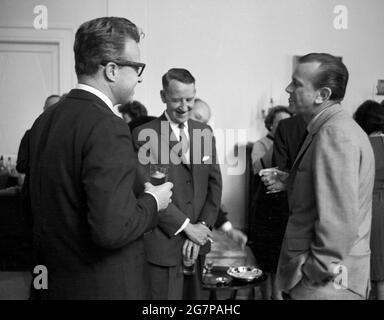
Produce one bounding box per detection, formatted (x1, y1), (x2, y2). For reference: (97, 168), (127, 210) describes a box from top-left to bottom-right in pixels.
(220, 221), (233, 232)
(175, 218), (190, 235)
(144, 191), (159, 211)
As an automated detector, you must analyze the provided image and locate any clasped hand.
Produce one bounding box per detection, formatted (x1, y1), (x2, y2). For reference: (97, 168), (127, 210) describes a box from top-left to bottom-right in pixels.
(184, 222), (213, 246)
(182, 239), (200, 264)
(260, 168), (289, 193)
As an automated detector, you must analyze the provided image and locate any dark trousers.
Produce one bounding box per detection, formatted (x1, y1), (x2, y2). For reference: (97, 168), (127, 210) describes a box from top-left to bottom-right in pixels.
(148, 262), (184, 300)
(183, 256), (204, 300)
(0, 271), (32, 300)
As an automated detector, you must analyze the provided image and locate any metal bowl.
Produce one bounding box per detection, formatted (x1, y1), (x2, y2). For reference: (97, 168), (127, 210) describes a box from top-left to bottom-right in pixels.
(227, 266), (263, 282)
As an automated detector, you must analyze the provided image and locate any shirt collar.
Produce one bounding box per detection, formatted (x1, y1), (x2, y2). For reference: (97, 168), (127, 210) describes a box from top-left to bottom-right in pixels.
(164, 111), (189, 131)
(306, 103), (337, 133)
(76, 83), (122, 119)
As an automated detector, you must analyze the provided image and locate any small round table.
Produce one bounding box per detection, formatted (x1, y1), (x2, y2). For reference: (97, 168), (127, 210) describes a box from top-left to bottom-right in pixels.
(202, 266), (267, 300)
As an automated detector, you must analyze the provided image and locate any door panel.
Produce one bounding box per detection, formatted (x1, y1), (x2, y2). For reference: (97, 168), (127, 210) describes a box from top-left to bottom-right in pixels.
(0, 41), (59, 157)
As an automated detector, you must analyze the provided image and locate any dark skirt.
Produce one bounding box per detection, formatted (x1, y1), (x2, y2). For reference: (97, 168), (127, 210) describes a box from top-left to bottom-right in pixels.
(371, 189), (384, 281)
(248, 179), (289, 274)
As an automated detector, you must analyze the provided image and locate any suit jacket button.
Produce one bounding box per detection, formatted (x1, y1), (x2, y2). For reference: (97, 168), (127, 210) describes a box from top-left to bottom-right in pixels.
(186, 180), (191, 184)
(186, 201), (192, 205)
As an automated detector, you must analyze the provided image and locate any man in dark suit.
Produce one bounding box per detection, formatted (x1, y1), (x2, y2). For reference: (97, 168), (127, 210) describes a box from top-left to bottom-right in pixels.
(26, 17), (173, 300)
(272, 114), (307, 171)
(133, 68), (222, 299)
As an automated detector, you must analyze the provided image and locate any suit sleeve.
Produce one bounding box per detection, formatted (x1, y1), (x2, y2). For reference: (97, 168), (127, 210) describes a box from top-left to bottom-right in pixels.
(302, 127), (360, 283)
(214, 205), (229, 229)
(16, 130), (30, 174)
(272, 122), (290, 170)
(251, 140), (270, 174)
(82, 118), (158, 249)
(197, 131), (222, 228)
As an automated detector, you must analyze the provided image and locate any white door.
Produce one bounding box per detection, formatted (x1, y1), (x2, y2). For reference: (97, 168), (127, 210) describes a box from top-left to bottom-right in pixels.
(0, 40), (60, 158)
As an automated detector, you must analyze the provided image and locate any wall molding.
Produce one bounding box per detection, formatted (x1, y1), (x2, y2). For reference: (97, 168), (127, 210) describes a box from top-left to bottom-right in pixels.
(0, 25), (75, 93)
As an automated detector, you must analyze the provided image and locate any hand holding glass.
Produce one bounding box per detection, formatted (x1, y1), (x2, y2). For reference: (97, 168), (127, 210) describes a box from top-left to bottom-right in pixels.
(149, 164), (168, 186)
(259, 167), (288, 194)
(204, 260), (214, 275)
(183, 256), (196, 275)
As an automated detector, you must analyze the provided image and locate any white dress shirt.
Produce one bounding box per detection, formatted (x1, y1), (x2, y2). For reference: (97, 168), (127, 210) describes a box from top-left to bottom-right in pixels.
(76, 83), (123, 119)
(164, 112), (191, 162)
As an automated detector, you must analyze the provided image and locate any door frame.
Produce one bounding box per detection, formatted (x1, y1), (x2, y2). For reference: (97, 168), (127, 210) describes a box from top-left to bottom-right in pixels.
(0, 25), (75, 94)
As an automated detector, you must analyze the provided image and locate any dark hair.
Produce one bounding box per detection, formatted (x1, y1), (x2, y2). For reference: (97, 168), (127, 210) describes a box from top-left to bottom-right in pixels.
(44, 94), (61, 109)
(353, 100), (384, 135)
(128, 116), (157, 131)
(298, 53), (349, 101)
(74, 17), (142, 76)
(162, 68), (195, 89)
(44, 94), (60, 103)
(264, 106), (292, 131)
(118, 100), (148, 119)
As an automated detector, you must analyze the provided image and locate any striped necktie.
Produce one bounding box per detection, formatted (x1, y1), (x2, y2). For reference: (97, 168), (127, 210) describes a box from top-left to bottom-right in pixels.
(178, 122), (190, 164)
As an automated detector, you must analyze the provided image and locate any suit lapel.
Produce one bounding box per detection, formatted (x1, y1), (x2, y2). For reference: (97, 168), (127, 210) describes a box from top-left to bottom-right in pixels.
(188, 121), (205, 195)
(158, 113), (191, 170)
(158, 113), (179, 161)
(189, 120), (199, 178)
(290, 104), (344, 180)
(291, 131), (311, 172)
(185, 120), (194, 171)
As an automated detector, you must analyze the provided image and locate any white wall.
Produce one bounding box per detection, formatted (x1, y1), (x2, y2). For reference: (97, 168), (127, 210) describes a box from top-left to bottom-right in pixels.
(0, 0), (108, 162)
(109, 0), (384, 228)
(1, 0), (384, 227)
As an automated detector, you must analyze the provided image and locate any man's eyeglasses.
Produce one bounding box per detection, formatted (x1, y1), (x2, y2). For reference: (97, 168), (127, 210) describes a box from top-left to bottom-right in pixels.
(101, 60), (146, 77)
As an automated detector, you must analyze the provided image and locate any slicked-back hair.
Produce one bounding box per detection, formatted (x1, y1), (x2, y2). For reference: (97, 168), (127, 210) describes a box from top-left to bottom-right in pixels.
(74, 17), (141, 76)
(298, 53), (349, 101)
(264, 106), (292, 131)
(162, 68), (195, 89)
(353, 100), (384, 135)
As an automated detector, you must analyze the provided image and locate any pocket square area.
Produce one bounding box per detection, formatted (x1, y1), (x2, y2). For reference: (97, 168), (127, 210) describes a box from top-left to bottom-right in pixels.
(202, 155), (210, 162)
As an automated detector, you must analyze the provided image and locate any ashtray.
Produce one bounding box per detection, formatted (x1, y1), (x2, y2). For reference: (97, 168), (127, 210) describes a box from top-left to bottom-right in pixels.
(215, 276), (231, 285)
(203, 275), (231, 286)
(227, 266), (263, 282)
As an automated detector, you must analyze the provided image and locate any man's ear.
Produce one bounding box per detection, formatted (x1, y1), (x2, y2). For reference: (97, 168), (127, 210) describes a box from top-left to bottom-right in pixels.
(160, 90), (166, 103)
(103, 62), (117, 82)
(315, 87), (332, 104)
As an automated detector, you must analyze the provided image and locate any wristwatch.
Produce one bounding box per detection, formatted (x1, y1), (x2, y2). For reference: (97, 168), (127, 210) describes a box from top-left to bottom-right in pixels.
(198, 220), (212, 230)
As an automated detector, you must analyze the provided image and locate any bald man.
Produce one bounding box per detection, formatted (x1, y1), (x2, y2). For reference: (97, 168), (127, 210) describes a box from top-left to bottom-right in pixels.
(43, 94), (61, 111)
(190, 98), (211, 124)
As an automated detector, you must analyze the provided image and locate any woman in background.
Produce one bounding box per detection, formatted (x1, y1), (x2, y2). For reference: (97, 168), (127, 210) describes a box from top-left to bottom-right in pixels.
(354, 100), (384, 300)
(249, 106), (292, 300)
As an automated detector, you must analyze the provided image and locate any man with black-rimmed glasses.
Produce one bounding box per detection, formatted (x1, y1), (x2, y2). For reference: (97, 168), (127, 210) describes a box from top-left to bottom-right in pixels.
(26, 17), (173, 300)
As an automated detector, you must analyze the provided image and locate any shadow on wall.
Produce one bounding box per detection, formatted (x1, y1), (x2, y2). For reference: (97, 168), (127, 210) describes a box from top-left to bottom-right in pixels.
(219, 143), (251, 230)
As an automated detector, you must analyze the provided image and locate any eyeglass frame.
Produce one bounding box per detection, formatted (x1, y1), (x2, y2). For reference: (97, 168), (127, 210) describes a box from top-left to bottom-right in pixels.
(100, 60), (146, 77)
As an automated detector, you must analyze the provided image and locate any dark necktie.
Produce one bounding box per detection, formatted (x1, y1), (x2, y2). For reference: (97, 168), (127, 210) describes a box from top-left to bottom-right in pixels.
(178, 122), (190, 164)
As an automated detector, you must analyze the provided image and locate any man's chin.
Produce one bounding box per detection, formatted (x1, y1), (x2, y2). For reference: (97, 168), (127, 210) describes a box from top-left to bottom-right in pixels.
(175, 113), (188, 122)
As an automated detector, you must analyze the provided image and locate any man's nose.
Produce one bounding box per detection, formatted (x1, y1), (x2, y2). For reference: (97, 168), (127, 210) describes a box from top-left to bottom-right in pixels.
(285, 83), (292, 93)
(180, 100), (189, 109)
